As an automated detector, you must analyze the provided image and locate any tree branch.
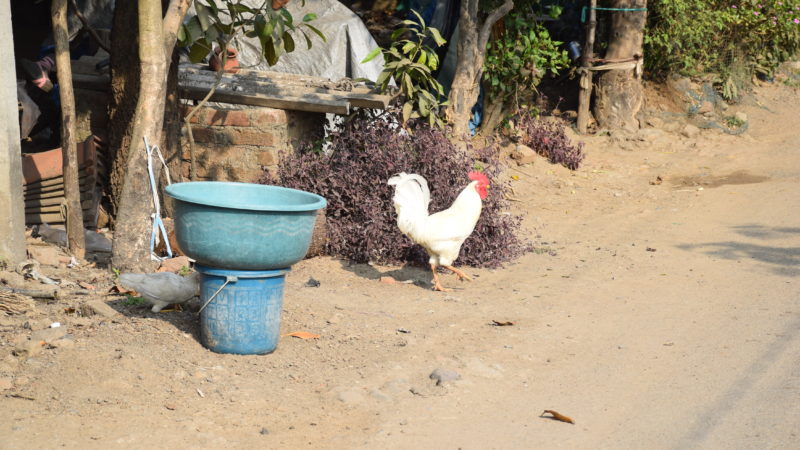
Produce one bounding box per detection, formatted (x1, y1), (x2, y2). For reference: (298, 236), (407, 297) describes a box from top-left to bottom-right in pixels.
(162, 0), (191, 61)
(52, 0), (86, 258)
(478, 0), (513, 51)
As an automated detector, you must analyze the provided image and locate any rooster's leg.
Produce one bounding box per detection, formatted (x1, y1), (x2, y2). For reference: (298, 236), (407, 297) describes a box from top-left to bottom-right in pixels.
(443, 265), (472, 282)
(430, 264), (452, 292)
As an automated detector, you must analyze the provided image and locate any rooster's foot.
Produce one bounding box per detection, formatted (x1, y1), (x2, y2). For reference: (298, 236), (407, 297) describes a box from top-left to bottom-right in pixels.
(444, 265), (472, 282)
(432, 284), (454, 292)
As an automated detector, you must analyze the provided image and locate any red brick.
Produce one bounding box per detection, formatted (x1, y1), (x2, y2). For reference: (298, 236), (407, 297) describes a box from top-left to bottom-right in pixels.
(229, 129), (275, 146)
(207, 109), (250, 127)
(181, 105), (205, 123)
(256, 149), (278, 166)
(228, 168), (263, 183)
(251, 109), (287, 126)
(190, 127), (216, 144)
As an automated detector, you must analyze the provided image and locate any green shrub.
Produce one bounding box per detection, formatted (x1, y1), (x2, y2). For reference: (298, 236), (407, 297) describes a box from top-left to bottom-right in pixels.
(483, 11), (570, 112)
(362, 10), (448, 127)
(646, 1), (800, 96)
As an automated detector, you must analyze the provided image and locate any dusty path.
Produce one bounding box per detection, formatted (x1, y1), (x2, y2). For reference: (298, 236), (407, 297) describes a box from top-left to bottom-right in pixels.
(352, 84), (800, 449)
(1, 83), (798, 449)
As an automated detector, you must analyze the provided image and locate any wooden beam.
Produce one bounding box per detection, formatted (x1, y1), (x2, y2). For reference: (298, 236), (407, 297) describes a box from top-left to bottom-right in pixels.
(74, 68), (392, 112)
(182, 65), (378, 94)
(181, 69), (391, 109)
(178, 83), (351, 114)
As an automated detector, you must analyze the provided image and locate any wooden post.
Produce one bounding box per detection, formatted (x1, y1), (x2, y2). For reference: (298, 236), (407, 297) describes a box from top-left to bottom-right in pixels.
(576, 0), (597, 134)
(52, 0), (85, 258)
(0, 1), (26, 264)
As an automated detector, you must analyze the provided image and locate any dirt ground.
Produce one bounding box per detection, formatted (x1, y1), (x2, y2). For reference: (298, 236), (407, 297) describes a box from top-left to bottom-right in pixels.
(1, 80), (799, 449)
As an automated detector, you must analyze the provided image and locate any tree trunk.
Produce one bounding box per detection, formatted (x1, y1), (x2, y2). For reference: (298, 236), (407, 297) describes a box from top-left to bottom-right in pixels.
(594, 0), (647, 131)
(109, 0), (188, 216)
(111, 0), (167, 272)
(447, 0), (513, 138)
(161, 2), (191, 202)
(162, 49), (182, 216)
(107, 0), (139, 216)
(108, 0), (189, 271)
(51, 0), (85, 258)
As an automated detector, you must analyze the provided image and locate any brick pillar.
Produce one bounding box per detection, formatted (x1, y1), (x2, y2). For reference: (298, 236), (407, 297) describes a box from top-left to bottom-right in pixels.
(0, 3), (26, 264)
(179, 106), (323, 183)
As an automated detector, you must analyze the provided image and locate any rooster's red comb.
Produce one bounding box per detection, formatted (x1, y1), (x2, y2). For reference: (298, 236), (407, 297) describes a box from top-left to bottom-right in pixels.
(468, 171), (490, 185)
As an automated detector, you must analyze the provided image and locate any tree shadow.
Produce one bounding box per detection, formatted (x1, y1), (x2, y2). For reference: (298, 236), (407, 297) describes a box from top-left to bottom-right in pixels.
(338, 260), (433, 289)
(730, 224), (800, 240)
(677, 225), (800, 276)
(106, 297), (202, 342)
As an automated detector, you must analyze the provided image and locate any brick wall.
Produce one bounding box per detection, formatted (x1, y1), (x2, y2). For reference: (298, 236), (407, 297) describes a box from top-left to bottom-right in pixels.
(180, 106), (324, 183)
(72, 86), (324, 184)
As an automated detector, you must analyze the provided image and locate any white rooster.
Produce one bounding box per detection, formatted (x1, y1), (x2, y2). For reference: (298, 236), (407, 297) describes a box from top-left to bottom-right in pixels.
(388, 171), (490, 291)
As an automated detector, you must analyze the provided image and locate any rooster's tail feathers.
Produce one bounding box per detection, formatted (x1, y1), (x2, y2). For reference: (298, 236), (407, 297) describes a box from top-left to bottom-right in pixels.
(388, 173), (430, 210)
(388, 173), (430, 235)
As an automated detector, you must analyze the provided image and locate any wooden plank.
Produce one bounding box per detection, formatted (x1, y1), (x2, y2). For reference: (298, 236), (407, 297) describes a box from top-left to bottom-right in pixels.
(182, 65), (376, 93)
(180, 70), (391, 109)
(179, 67), (393, 109)
(178, 84), (350, 114)
(74, 68), (392, 112)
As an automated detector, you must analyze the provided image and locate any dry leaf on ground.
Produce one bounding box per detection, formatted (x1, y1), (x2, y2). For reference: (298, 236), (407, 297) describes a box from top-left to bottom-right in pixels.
(541, 409), (575, 424)
(282, 331), (321, 339)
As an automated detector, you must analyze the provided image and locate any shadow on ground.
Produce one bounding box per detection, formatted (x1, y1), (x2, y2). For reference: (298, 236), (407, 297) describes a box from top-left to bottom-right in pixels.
(339, 261), (432, 289)
(678, 224), (800, 276)
(107, 297), (202, 341)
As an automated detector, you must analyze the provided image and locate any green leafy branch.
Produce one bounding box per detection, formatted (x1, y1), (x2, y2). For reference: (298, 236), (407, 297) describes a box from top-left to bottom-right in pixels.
(483, 11), (569, 112)
(361, 10), (448, 127)
(178, 0), (326, 66)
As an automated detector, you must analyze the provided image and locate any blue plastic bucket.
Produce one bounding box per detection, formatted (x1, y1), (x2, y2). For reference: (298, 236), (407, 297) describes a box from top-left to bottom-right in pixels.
(196, 265), (289, 355)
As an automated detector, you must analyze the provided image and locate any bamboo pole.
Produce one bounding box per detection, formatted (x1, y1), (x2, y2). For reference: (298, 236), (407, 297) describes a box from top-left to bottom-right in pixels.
(51, 0), (86, 258)
(576, 0), (597, 134)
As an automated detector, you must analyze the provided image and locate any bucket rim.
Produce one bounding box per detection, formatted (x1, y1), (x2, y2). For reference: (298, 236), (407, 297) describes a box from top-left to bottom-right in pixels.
(195, 264), (290, 278)
(165, 181), (327, 212)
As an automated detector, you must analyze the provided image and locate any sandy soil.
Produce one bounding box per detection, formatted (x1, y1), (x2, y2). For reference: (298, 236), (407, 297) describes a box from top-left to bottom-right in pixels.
(1, 81), (798, 449)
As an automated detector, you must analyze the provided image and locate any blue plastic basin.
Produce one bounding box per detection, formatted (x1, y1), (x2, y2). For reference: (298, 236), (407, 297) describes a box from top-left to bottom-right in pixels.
(165, 182), (326, 270)
(196, 265), (288, 355)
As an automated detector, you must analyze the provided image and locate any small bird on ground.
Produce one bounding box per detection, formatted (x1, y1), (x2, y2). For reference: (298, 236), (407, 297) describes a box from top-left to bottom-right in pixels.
(388, 171), (489, 291)
(118, 272), (200, 312)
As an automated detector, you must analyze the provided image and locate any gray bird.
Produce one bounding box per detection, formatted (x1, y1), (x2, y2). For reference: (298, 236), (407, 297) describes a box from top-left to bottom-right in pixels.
(118, 272), (200, 312)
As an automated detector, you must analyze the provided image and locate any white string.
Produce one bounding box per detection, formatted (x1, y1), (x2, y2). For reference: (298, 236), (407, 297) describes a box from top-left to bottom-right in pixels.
(145, 136), (173, 261)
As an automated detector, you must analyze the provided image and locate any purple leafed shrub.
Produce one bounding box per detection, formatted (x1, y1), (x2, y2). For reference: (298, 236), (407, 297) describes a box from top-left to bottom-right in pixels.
(517, 113), (584, 170)
(260, 110), (531, 268)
